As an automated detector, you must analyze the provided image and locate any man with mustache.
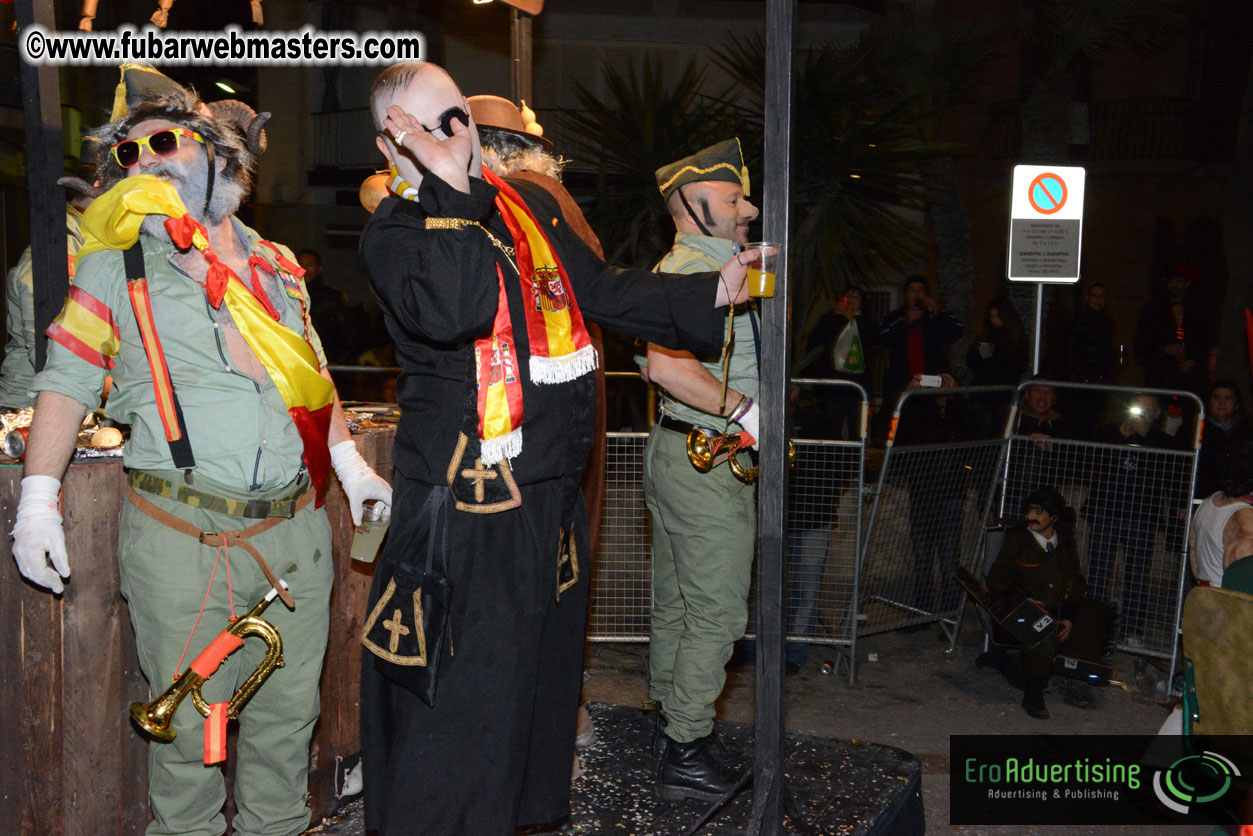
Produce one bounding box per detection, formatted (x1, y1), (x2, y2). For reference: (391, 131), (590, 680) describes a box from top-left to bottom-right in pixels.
(986, 486), (1088, 719)
(639, 139), (762, 801)
(10, 71), (390, 836)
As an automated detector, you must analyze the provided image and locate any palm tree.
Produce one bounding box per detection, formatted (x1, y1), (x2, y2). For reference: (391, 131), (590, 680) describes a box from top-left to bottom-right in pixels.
(561, 23), (985, 360)
(558, 56), (738, 267)
(714, 31), (972, 339)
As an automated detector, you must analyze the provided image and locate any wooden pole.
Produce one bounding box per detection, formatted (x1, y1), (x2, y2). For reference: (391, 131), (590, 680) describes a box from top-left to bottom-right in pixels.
(749, 1), (796, 833)
(15, 0), (69, 372)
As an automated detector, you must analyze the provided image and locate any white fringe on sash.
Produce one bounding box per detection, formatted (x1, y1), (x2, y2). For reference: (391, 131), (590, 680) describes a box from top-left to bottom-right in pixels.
(529, 345), (598, 385)
(479, 426), (523, 467)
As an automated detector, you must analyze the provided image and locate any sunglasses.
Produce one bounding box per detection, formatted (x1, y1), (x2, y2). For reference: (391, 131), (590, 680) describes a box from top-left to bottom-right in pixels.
(111, 128), (204, 169)
(422, 106), (469, 139)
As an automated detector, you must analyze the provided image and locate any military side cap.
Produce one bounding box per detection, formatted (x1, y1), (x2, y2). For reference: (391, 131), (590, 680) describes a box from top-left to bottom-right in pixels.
(655, 138), (750, 201)
(109, 63), (191, 121)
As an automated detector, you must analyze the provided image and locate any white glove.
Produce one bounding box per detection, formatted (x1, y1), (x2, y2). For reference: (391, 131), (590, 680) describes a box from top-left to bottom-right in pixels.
(12, 475), (70, 594)
(737, 402), (760, 450)
(330, 440), (393, 527)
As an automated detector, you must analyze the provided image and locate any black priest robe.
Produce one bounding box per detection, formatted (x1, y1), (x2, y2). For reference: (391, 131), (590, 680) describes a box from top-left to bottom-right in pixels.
(358, 170), (726, 836)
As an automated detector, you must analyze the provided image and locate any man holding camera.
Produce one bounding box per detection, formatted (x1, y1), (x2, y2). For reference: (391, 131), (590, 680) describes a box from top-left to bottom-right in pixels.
(1085, 394), (1177, 643)
(878, 275), (965, 433)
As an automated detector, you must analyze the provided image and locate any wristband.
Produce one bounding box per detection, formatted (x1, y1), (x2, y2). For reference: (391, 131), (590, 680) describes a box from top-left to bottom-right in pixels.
(730, 396), (754, 424)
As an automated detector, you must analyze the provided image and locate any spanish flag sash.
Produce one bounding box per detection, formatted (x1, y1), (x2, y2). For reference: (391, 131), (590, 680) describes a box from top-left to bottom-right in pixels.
(386, 168), (595, 465)
(474, 264), (524, 465)
(483, 168), (595, 384)
(76, 177), (336, 504)
(476, 168), (594, 464)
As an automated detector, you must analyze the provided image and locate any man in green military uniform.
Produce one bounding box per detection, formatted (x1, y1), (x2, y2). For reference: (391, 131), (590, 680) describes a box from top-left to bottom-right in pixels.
(985, 486), (1087, 719)
(10, 70), (391, 836)
(0, 195), (90, 409)
(640, 138), (760, 800)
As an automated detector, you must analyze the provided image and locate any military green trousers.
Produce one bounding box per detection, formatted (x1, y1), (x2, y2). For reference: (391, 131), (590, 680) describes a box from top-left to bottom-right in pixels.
(644, 426), (756, 743)
(118, 472), (333, 836)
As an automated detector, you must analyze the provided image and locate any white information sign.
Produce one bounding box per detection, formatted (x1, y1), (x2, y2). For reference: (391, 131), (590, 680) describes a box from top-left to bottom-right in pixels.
(1007, 164), (1086, 283)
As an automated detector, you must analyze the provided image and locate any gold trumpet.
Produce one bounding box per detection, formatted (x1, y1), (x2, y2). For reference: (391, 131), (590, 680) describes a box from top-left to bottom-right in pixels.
(687, 428), (758, 483)
(129, 583), (287, 742)
(686, 428), (795, 484)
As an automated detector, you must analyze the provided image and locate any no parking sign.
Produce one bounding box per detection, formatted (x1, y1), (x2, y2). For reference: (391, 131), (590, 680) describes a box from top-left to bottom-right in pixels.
(1007, 164), (1085, 283)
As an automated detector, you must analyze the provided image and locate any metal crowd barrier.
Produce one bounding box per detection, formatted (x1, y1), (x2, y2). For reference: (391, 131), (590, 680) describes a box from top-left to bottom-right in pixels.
(992, 381), (1202, 687)
(586, 379), (869, 683)
(746, 380), (868, 682)
(586, 431), (653, 642)
(859, 386), (1017, 644)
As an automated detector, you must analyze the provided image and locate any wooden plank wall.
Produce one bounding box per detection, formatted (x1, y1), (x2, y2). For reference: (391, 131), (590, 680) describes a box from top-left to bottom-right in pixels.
(0, 426), (391, 835)
(0, 459), (147, 835)
(308, 429), (390, 819)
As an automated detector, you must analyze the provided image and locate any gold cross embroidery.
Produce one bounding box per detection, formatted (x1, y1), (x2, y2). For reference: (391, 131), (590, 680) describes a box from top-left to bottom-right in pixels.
(460, 458), (498, 502)
(383, 608), (410, 653)
(445, 432), (522, 513)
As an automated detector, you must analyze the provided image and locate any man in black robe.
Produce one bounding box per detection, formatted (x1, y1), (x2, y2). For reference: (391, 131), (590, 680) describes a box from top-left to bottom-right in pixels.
(356, 62), (755, 836)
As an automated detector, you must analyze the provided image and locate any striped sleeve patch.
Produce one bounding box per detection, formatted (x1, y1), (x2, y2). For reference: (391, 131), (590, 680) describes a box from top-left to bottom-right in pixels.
(45, 285), (119, 369)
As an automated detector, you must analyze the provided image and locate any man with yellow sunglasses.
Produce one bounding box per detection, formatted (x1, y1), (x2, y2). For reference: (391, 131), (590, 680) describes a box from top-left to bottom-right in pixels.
(12, 69), (391, 836)
(109, 126), (203, 169)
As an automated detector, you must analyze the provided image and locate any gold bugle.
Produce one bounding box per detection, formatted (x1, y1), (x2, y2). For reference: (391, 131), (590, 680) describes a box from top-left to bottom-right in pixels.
(686, 428), (794, 485)
(686, 428), (755, 483)
(129, 583), (287, 742)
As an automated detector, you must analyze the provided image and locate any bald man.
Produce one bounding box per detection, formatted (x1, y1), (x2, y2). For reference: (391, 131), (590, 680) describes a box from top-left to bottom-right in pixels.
(356, 62), (757, 836)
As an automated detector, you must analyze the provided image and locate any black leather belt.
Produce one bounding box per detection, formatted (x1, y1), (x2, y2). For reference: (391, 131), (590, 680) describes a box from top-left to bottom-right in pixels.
(658, 415), (717, 436)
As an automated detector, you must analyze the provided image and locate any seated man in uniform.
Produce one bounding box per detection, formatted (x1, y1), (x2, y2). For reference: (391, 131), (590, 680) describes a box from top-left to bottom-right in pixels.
(983, 486), (1089, 719)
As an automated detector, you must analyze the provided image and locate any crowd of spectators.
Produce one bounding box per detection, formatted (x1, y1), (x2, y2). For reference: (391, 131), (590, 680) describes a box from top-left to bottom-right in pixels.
(797, 258), (1223, 449)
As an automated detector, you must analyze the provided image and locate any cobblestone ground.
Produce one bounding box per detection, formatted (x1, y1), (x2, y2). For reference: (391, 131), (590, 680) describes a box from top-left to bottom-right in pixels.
(307, 626), (1214, 836)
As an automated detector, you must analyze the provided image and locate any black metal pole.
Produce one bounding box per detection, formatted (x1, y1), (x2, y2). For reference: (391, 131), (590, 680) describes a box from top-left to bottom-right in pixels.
(15, 0), (68, 372)
(749, 1), (796, 834)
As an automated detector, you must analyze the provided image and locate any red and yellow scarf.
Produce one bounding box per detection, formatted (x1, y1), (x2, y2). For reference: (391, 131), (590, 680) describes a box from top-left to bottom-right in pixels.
(389, 167), (595, 465)
(76, 176), (336, 503)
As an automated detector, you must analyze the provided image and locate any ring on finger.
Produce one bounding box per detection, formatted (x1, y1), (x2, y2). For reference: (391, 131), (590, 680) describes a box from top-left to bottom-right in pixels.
(393, 129), (410, 145)
(737, 254), (745, 266)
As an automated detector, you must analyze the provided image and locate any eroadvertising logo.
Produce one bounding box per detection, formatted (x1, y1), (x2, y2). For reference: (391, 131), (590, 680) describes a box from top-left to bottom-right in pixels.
(1152, 751), (1241, 815)
(950, 735), (1252, 826)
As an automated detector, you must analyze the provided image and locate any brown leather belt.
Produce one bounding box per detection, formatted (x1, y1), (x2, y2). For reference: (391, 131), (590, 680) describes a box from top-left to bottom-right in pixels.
(125, 484), (312, 609)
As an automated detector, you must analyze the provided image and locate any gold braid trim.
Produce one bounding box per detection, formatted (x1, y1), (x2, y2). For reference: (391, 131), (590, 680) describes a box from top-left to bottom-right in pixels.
(424, 217), (476, 230)
(424, 217), (518, 268)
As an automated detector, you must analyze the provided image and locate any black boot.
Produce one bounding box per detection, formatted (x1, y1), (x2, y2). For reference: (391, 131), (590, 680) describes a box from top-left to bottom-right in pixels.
(657, 734), (740, 801)
(651, 709), (669, 761)
(653, 710), (744, 770)
(1022, 676), (1050, 720)
(704, 731), (749, 771)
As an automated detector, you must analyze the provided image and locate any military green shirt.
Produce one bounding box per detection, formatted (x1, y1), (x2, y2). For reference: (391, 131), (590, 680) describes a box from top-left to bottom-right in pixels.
(0, 206), (85, 409)
(639, 232), (759, 431)
(32, 218), (327, 493)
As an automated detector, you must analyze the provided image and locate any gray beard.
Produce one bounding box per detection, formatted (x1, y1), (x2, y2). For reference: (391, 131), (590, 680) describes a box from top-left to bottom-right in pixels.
(139, 157), (246, 244)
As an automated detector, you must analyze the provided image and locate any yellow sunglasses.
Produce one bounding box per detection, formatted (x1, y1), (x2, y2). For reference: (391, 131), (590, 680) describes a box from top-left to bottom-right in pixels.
(111, 128), (204, 169)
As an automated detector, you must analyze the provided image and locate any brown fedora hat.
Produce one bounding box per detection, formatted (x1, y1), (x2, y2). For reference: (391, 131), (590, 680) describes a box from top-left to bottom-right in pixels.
(467, 94), (553, 150)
